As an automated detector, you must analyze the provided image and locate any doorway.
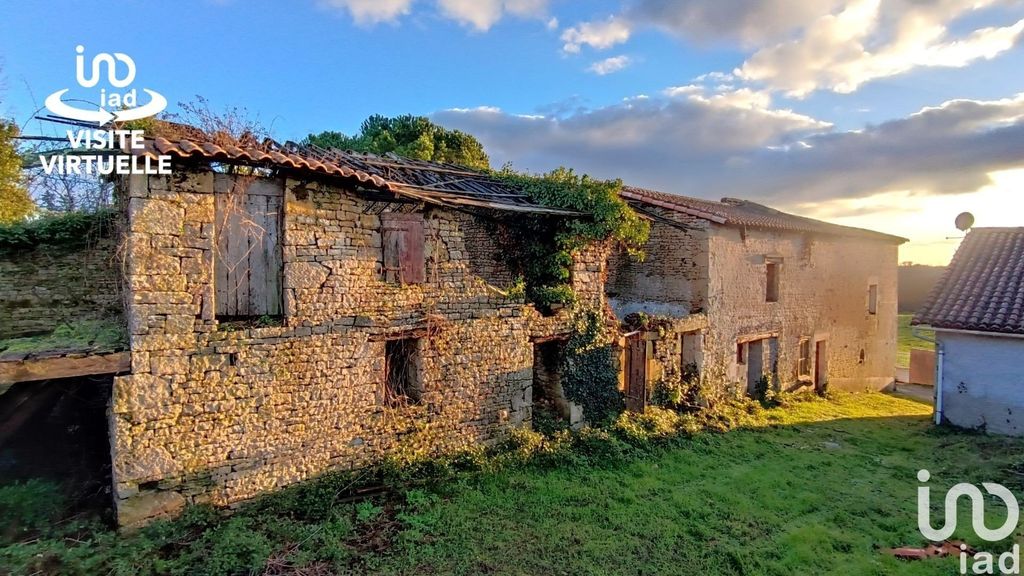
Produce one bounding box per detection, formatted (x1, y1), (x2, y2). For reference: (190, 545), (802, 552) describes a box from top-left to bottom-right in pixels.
(0, 375), (115, 526)
(814, 340), (829, 392)
(532, 340), (569, 421)
(623, 333), (647, 412)
(745, 339), (765, 396)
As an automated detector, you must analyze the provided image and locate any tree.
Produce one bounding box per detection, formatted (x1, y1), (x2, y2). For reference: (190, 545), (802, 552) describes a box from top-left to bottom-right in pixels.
(304, 114), (490, 170)
(0, 120), (34, 224)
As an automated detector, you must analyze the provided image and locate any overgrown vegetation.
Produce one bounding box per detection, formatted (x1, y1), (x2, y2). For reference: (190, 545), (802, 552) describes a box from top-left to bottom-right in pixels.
(0, 208), (116, 255)
(651, 361), (703, 410)
(0, 317), (127, 356)
(3, 393), (1019, 575)
(496, 167), (649, 308)
(305, 115), (490, 171)
(559, 308), (625, 424)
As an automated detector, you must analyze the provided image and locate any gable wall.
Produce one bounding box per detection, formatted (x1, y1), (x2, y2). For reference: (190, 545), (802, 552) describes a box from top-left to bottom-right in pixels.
(605, 210), (710, 319)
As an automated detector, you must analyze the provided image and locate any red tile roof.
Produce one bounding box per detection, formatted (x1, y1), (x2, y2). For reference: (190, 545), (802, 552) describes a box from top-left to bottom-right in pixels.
(913, 228), (1024, 335)
(621, 186), (907, 243)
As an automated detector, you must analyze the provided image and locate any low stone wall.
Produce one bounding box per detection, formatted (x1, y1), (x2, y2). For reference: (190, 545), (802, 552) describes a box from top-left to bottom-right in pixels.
(0, 236), (122, 339)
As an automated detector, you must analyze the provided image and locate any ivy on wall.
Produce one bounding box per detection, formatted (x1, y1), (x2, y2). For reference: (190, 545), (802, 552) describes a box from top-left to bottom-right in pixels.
(494, 167), (649, 308)
(560, 306), (625, 424)
(0, 209), (117, 256)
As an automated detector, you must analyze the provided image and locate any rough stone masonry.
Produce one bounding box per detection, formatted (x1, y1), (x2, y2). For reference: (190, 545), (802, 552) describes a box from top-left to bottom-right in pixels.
(110, 169), (602, 527)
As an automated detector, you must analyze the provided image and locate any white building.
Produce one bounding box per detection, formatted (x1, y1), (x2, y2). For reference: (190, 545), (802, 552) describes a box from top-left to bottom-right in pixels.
(913, 227), (1024, 436)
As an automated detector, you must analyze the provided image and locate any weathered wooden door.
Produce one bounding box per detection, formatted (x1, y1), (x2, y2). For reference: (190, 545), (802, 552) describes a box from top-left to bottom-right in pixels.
(814, 340), (829, 392)
(215, 180), (283, 317)
(624, 334), (647, 412)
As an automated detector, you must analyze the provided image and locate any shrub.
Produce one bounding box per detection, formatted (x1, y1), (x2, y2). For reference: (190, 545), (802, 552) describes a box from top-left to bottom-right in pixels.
(0, 209), (117, 255)
(0, 480), (65, 542)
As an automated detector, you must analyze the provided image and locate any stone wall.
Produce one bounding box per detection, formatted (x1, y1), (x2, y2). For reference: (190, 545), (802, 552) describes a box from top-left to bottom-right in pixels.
(111, 170), (543, 527)
(0, 236), (122, 339)
(707, 226), (899, 392)
(607, 214), (899, 400)
(606, 211), (709, 319)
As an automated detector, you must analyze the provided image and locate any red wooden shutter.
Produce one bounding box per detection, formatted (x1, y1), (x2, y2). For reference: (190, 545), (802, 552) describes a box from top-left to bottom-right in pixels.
(381, 213), (425, 284)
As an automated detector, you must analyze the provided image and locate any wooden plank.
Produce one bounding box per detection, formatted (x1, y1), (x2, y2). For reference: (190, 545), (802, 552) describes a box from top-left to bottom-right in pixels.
(215, 193), (230, 316)
(382, 227), (402, 283)
(265, 193), (282, 316)
(0, 352), (131, 385)
(231, 199), (250, 316)
(400, 217), (425, 284)
(246, 192), (268, 316)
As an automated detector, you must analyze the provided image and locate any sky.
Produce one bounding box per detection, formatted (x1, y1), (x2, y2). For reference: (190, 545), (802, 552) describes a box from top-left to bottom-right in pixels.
(1, 0), (1022, 265)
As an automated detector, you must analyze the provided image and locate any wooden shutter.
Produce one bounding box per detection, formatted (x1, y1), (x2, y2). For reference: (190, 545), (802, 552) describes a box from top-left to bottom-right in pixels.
(381, 213), (425, 284)
(215, 180), (283, 317)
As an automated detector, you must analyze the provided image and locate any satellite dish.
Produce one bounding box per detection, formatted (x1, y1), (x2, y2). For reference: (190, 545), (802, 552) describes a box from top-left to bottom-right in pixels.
(955, 212), (975, 232)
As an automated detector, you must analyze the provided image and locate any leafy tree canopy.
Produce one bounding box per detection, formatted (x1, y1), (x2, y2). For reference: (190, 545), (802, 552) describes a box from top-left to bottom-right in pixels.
(304, 114), (490, 171)
(0, 120), (34, 224)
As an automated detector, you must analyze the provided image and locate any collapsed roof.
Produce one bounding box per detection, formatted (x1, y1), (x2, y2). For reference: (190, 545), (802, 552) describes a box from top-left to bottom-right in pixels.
(134, 131), (580, 216)
(621, 186), (907, 243)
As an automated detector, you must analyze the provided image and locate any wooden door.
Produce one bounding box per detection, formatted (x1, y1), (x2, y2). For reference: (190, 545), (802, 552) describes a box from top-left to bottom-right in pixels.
(215, 181), (283, 317)
(815, 340), (829, 392)
(624, 334), (647, 412)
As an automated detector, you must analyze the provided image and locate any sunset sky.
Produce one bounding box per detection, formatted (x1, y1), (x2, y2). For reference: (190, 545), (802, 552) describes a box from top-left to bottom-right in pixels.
(2, 0), (1022, 265)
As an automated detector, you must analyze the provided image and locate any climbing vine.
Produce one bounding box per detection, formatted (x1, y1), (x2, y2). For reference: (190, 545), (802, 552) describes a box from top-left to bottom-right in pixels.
(559, 306), (625, 424)
(0, 209), (117, 255)
(494, 167), (649, 308)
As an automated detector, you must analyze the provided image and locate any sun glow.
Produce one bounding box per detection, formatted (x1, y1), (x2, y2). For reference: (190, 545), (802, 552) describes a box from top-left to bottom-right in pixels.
(797, 169), (1024, 266)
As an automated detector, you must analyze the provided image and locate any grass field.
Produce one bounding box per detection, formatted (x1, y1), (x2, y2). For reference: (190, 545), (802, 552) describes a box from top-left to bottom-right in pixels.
(898, 313), (934, 368)
(3, 393), (1022, 575)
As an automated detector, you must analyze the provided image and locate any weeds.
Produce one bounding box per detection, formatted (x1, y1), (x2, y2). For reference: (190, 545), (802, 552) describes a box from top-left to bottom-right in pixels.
(0, 393), (952, 575)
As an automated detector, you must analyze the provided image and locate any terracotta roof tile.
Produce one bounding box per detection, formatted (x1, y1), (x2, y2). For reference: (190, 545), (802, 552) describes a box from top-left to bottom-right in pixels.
(913, 227), (1024, 335)
(132, 135), (580, 216)
(620, 185), (907, 243)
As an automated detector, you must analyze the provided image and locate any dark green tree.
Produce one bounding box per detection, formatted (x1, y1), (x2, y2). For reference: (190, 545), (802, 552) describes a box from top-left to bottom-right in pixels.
(304, 114), (490, 170)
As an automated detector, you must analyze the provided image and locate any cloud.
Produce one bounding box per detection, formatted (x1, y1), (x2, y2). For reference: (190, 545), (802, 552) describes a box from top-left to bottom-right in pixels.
(433, 91), (1024, 209)
(318, 0), (413, 24)
(563, 0), (1024, 95)
(627, 0), (843, 46)
(737, 0), (1024, 97)
(588, 55), (632, 75)
(561, 16), (632, 53)
(320, 0), (550, 29)
(437, 0), (550, 30)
